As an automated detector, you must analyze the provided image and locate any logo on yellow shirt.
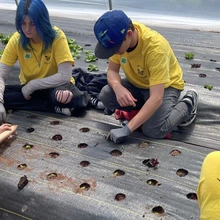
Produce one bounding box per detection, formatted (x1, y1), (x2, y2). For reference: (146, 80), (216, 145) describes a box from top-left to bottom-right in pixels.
(121, 57), (127, 64)
(137, 65), (144, 77)
(24, 53), (31, 59)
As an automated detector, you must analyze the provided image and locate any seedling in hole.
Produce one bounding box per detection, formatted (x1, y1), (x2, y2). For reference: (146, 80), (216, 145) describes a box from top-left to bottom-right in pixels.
(25, 145), (31, 149)
(67, 38), (76, 45)
(48, 173), (57, 178)
(204, 84), (213, 90)
(19, 164), (26, 169)
(88, 64), (99, 72)
(71, 51), (81, 59)
(1, 33), (13, 44)
(185, 52), (194, 60)
(84, 50), (98, 62)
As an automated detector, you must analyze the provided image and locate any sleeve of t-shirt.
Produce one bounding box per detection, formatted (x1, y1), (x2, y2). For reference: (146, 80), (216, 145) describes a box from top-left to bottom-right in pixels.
(53, 29), (74, 66)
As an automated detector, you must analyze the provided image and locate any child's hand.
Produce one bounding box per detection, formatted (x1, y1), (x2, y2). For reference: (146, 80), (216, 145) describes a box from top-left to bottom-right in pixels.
(0, 124), (18, 143)
(0, 123), (12, 133)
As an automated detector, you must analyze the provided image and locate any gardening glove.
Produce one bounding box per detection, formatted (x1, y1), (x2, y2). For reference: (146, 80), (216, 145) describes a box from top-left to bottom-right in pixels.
(0, 102), (6, 123)
(106, 125), (131, 144)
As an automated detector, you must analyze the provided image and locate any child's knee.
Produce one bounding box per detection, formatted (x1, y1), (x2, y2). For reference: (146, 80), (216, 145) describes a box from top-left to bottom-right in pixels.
(99, 85), (113, 104)
(142, 126), (166, 139)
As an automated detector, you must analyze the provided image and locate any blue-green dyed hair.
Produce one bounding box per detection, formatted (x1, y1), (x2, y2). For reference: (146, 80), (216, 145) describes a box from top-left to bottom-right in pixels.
(15, 0), (56, 52)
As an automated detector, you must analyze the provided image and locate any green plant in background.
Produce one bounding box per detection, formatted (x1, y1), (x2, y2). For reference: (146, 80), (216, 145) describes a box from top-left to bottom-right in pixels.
(87, 64), (99, 72)
(184, 52), (195, 60)
(0, 34), (100, 71)
(84, 50), (98, 62)
(1, 33), (13, 44)
(204, 84), (213, 90)
(0, 33), (13, 58)
(0, 49), (4, 56)
(67, 37), (83, 60)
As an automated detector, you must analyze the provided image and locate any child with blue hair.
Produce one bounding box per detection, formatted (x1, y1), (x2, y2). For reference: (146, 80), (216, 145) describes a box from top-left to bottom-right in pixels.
(0, 0), (89, 122)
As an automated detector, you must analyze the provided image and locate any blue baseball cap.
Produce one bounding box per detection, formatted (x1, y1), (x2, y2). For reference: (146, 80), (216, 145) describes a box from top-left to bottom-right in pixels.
(94, 10), (131, 59)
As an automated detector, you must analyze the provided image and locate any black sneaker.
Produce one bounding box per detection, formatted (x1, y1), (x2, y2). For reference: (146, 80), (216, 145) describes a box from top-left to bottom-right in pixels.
(179, 89), (198, 127)
(89, 97), (105, 110)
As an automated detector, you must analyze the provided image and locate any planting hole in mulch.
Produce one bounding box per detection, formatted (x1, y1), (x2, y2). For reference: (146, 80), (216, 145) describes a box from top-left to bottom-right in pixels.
(85, 44), (91, 47)
(152, 206), (165, 216)
(52, 134), (62, 141)
(170, 149), (181, 156)
(210, 59), (217, 62)
(23, 143), (34, 149)
(27, 115), (37, 119)
(176, 168), (188, 177)
(79, 127), (90, 132)
(78, 143), (88, 148)
(18, 175), (28, 190)
(80, 161), (90, 167)
(49, 152), (60, 158)
(26, 127), (35, 133)
(215, 67), (220, 71)
(115, 193), (126, 201)
(139, 141), (149, 148)
(187, 193), (198, 200)
(142, 158), (159, 167)
(113, 169), (125, 176)
(47, 173), (57, 180)
(110, 149), (122, 156)
(17, 163), (27, 170)
(50, 120), (60, 125)
(147, 179), (161, 186)
(80, 183), (90, 191)
(199, 73), (207, 78)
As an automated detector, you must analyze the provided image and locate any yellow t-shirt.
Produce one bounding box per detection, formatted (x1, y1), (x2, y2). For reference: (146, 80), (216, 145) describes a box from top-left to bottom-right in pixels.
(110, 22), (184, 90)
(1, 26), (74, 84)
(197, 151), (220, 220)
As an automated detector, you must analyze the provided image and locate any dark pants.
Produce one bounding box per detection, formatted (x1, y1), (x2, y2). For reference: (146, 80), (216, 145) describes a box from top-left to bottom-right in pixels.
(4, 84), (90, 113)
(100, 79), (190, 138)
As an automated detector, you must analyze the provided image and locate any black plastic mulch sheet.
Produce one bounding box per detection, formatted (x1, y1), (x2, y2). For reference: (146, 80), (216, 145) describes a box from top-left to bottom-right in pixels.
(0, 83), (219, 220)
(1, 10), (220, 220)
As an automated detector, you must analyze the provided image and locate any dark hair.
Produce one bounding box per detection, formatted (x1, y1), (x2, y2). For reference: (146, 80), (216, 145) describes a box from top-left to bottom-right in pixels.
(15, 0), (56, 52)
(129, 20), (135, 31)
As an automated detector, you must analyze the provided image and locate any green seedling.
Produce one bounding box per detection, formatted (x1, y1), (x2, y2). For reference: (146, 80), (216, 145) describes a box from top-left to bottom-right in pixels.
(69, 43), (83, 52)
(114, 171), (119, 176)
(71, 51), (81, 60)
(67, 37), (83, 59)
(204, 84), (213, 90)
(25, 145), (32, 149)
(84, 50), (98, 62)
(0, 49), (4, 56)
(1, 33), (13, 44)
(67, 38), (76, 45)
(87, 64), (99, 72)
(185, 52), (194, 60)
